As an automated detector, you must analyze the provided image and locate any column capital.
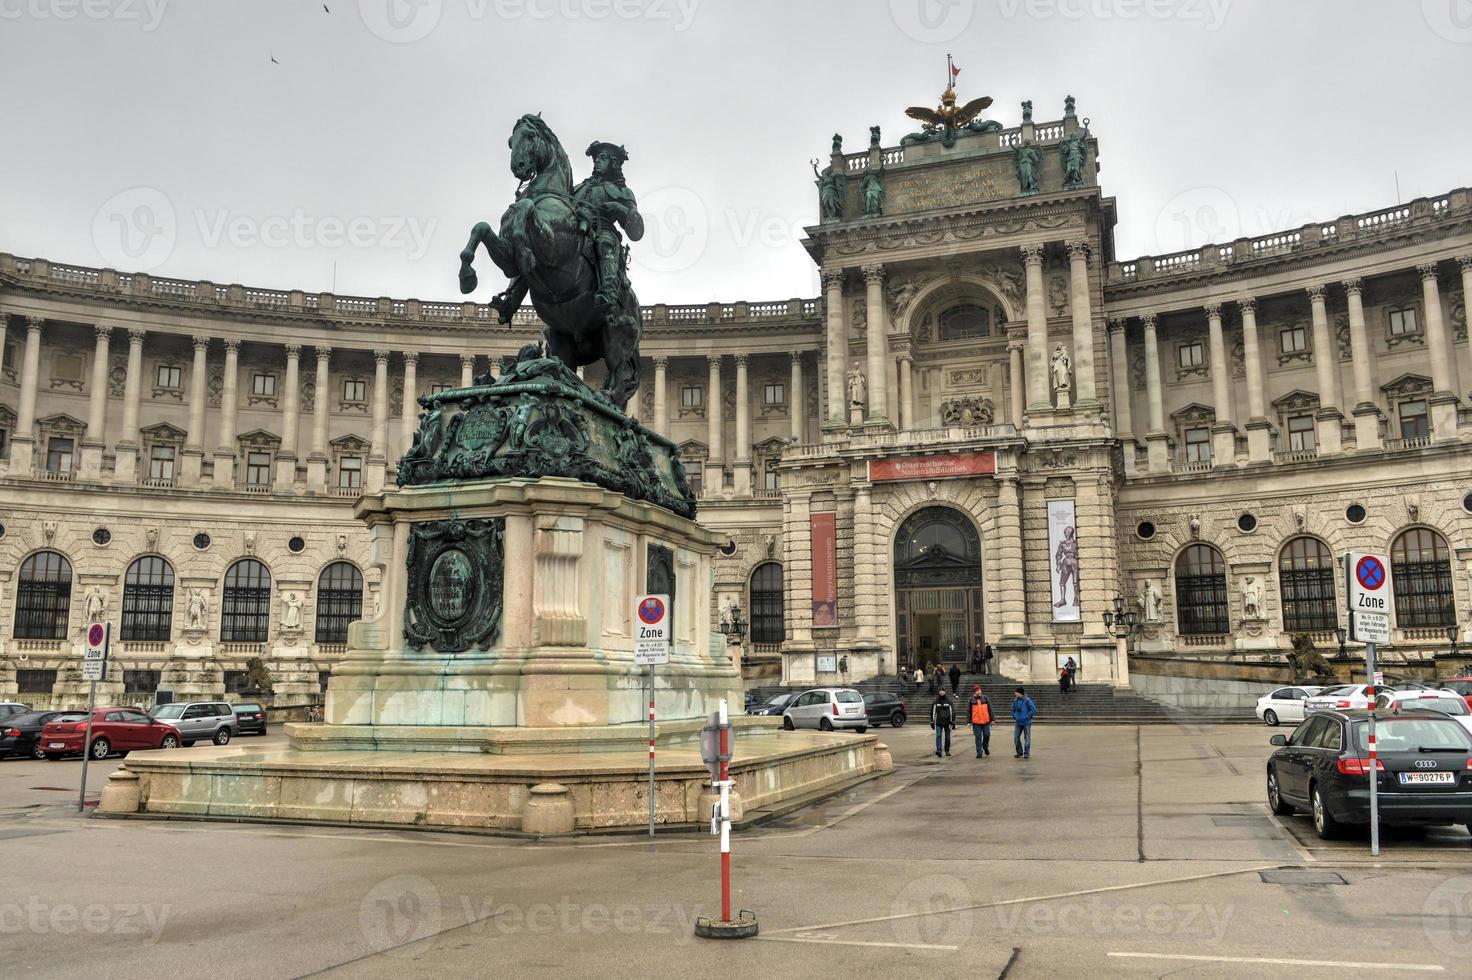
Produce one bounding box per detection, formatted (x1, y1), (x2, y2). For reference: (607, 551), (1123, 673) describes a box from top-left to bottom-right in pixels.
(897, 351), (913, 364)
(706, 353), (723, 369)
(129, 327), (148, 344)
(403, 350), (418, 367)
(26, 316), (44, 333)
(653, 355), (670, 369)
(788, 350), (803, 365)
(1141, 312), (1158, 330)
(94, 324), (114, 343)
(1020, 243), (1045, 266)
(1341, 276), (1363, 295)
(192, 334), (211, 352)
(820, 269), (845, 289)
(283, 343), (301, 358)
(1418, 262), (1440, 282)
(1065, 239), (1091, 261)
(1457, 254), (1472, 271)
(458, 352), (474, 367)
(1306, 284), (1327, 303)
(316, 345), (333, 361)
(1106, 317), (1126, 334)
(1006, 339), (1026, 353)
(733, 352), (749, 367)
(861, 263), (885, 283)
(1204, 302), (1222, 320)
(373, 348), (392, 365)
(222, 338), (240, 354)
(1238, 297), (1257, 315)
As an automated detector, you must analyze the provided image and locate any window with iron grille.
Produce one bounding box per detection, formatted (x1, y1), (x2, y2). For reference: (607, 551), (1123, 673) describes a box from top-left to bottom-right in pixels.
(749, 562), (784, 644)
(1391, 528), (1455, 628)
(122, 669), (161, 694)
(14, 551), (72, 639)
(16, 669), (57, 694)
(1175, 544), (1229, 635)
(221, 559), (272, 643)
(122, 555), (175, 641)
(1278, 537), (1336, 632)
(223, 670), (253, 694)
(319, 670), (332, 694)
(315, 561), (364, 643)
(46, 437), (74, 474)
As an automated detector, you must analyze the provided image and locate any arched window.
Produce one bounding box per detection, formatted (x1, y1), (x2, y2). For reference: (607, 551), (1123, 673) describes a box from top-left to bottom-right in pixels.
(122, 556), (175, 641)
(14, 551), (72, 640)
(1278, 537), (1336, 633)
(1175, 544), (1229, 635)
(748, 562), (784, 645)
(315, 561), (364, 643)
(938, 303), (991, 341)
(1391, 528), (1455, 628)
(221, 559), (272, 643)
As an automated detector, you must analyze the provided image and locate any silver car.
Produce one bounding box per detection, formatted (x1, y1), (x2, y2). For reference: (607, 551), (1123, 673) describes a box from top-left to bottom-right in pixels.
(781, 688), (869, 733)
(150, 701), (235, 746)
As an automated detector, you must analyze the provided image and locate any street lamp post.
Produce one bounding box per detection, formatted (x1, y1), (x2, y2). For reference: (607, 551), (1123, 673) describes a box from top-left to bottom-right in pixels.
(718, 605), (747, 642)
(1102, 594), (1138, 687)
(1447, 624), (1459, 673)
(1334, 626), (1347, 662)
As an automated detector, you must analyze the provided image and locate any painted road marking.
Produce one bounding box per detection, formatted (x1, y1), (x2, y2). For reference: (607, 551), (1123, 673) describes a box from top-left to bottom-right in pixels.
(1108, 951), (1442, 972)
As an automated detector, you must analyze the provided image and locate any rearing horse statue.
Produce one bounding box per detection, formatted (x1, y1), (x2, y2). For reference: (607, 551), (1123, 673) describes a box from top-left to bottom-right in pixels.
(458, 114), (643, 410)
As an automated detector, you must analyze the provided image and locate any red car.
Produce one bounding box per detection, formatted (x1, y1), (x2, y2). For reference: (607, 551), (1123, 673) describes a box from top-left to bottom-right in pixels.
(41, 707), (181, 760)
(1440, 679), (1472, 711)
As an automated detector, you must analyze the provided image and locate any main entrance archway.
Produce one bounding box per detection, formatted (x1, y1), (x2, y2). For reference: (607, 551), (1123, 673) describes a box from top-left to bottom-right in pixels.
(894, 506), (983, 669)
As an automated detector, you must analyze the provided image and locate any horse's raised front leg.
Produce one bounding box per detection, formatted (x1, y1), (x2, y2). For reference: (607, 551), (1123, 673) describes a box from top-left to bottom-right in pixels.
(458, 222), (492, 295)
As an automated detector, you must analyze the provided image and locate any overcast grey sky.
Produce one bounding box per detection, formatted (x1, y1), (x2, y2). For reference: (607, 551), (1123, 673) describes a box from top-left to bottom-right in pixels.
(2, 0), (1470, 304)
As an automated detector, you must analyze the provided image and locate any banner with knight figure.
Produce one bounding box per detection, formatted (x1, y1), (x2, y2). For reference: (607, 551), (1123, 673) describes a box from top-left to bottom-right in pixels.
(1048, 499), (1081, 623)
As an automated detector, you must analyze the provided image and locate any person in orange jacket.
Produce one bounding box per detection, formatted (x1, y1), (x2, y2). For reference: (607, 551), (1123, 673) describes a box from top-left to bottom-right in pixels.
(968, 684), (993, 757)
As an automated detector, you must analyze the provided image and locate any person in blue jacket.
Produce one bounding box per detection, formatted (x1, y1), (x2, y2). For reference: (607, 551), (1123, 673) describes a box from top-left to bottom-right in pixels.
(1011, 686), (1037, 759)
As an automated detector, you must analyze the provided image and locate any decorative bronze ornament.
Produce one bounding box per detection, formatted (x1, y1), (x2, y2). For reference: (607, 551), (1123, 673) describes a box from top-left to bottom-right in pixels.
(403, 518), (505, 654)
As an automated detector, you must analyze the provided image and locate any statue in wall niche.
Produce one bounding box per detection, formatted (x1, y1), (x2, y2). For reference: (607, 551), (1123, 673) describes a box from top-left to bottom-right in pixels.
(861, 160), (885, 218)
(887, 278), (920, 321)
(812, 159), (845, 221)
(1189, 514), (1201, 539)
(1014, 140), (1042, 196)
(1050, 344), (1072, 393)
(1059, 129), (1089, 190)
(281, 591), (303, 631)
(847, 366), (868, 408)
(1047, 276), (1069, 316)
(1138, 580), (1163, 623)
(186, 589), (209, 631)
(1241, 576), (1265, 620)
(84, 587), (106, 623)
(849, 298), (867, 336)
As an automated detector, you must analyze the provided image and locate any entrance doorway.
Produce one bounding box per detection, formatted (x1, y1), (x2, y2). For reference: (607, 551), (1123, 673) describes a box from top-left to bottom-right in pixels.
(894, 506), (983, 668)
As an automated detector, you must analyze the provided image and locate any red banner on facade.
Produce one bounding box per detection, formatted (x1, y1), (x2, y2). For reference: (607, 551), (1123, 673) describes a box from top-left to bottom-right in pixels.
(867, 451), (996, 483)
(811, 512), (837, 628)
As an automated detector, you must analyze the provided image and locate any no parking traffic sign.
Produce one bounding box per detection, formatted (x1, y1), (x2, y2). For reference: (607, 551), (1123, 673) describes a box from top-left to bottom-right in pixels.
(82, 621), (109, 680)
(1345, 552), (1392, 644)
(635, 594), (670, 665)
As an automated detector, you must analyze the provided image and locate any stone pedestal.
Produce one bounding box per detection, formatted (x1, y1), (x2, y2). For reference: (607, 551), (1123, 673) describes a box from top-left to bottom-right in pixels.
(8, 436), (34, 477)
(1145, 431), (1170, 473)
(1210, 422), (1237, 467)
(79, 441), (105, 481)
(306, 452), (329, 492)
(1245, 418), (1273, 464)
(180, 448), (205, 486)
(1430, 393), (1460, 442)
(1314, 409), (1344, 455)
(1351, 404), (1382, 451)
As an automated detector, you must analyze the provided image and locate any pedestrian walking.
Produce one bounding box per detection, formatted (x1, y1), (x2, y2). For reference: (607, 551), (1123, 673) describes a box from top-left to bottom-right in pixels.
(968, 684), (992, 757)
(913, 666), (925, 691)
(948, 663), (961, 695)
(1058, 664), (1072, 699)
(1011, 686), (1036, 759)
(983, 642), (994, 675)
(1065, 656), (1078, 688)
(930, 690), (955, 757)
(933, 664), (945, 694)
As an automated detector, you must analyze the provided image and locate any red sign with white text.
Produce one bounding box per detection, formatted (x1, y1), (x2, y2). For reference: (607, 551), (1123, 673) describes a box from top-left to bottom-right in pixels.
(811, 512), (837, 628)
(867, 451), (996, 483)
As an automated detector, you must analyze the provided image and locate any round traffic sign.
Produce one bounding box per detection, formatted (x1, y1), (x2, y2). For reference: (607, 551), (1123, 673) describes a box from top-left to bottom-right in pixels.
(87, 623), (105, 647)
(638, 597), (666, 625)
(1356, 556), (1386, 590)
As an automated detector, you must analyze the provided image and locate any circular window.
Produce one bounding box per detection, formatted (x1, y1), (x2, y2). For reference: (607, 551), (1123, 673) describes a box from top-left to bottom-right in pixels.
(1463, 492), (1472, 515)
(1237, 513), (1257, 533)
(288, 536), (306, 554)
(0, 522), (8, 540)
(719, 539), (737, 557)
(1136, 521), (1156, 541)
(92, 528), (111, 546)
(193, 532), (212, 551)
(1346, 504), (1366, 525)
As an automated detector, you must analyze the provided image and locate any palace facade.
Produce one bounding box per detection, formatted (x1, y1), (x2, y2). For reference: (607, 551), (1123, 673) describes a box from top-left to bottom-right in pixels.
(3, 97), (1471, 706)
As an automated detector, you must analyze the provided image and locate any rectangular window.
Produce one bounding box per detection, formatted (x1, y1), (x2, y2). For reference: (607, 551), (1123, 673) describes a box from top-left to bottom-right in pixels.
(338, 455), (362, 489)
(223, 670), (252, 694)
(1389, 308), (1418, 336)
(246, 450), (272, 486)
(16, 669), (57, 694)
(1279, 326), (1307, 354)
(148, 445), (176, 481)
(687, 468), (702, 496)
(680, 386), (702, 409)
(46, 437), (74, 473)
(0, 428), (9, 461)
(763, 383), (785, 406)
(1184, 427), (1211, 463)
(1177, 342), (1204, 369)
(252, 373), (277, 397)
(764, 466), (780, 491)
(155, 364), (182, 389)
(1287, 415), (1316, 452)
(430, 383), (452, 394)
(2, 341), (15, 372)
(1399, 399), (1430, 440)
(122, 669), (161, 694)
(342, 379), (366, 402)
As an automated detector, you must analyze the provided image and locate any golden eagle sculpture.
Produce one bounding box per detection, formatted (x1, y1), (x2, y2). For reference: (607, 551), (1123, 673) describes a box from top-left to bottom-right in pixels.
(901, 86), (999, 149)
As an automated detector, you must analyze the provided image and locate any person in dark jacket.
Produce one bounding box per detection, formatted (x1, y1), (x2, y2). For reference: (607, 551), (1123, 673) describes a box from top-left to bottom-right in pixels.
(967, 685), (993, 757)
(982, 643), (994, 675)
(1011, 686), (1037, 759)
(930, 691), (955, 757)
(948, 663), (961, 694)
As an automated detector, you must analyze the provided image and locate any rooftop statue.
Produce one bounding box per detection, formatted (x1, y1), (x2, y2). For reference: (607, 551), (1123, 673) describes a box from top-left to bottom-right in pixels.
(901, 84), (996, 149)
(458, 115), (644, 410)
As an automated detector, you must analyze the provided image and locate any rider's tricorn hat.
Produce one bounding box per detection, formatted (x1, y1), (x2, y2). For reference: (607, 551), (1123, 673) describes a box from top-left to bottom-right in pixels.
(585, 141), (629, 163)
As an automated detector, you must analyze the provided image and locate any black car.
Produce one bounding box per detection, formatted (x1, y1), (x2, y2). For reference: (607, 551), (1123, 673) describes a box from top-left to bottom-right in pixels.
(862, 692), (907, 728)
(232, 702), (268, 736)
(1266, 709), (1472, 840)
(748, 693), (799, 717)
(1, 711), (85, 760)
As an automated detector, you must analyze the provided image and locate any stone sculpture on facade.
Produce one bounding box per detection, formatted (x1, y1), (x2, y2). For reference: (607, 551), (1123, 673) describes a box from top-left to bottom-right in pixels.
(847, 366), (868, 408)
(861, 160), (885, 217)
(281, 591), (303, 631)
(868, 125), (880, 149)
(812, 159), (846, 221)
(1139, 580), (1163, 623)
(84, 587), (106, 623)
(902, 84), (995, 148)
(1015, 141), (1042, 196)
(1241, 576), (1265, 620)
(1059, 129), (1089, 190)
(185, 589), (208, 631)
(1051, 344), (1072, 394)
(940, 397), (994, 426)
(1021, 99), (1033, 123)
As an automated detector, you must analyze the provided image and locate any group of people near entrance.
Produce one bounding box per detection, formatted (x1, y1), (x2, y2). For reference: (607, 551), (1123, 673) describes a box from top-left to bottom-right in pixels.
(931, 685), (1037, 760)
(908, 644), (995, 695)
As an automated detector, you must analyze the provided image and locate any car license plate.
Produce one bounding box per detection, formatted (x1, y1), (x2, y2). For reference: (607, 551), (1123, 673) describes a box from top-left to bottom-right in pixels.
(48, 742), (65, 749)
(1399, 771), (1455, 784)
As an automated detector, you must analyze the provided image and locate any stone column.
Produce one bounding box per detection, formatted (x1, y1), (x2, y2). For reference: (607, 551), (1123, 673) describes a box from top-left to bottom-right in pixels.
(211, 339), (240, 487)
(181, 335), (211, 486)
(1308, 285), (1343, 454)
(1142, 313), (1169, 473)
(1008, 338), (1025, 427)
(398, 351), (418, 454)
(1419, 263), (1459, 440)
(1066, 240), (1097, 404)
(995, 475), (1027, 637)
(823, 270), (847, 425)
(852, 487), (879, 645)
(788, 352), (803, 442)
(653, 356), (669, 436)
(733, 353), (752, 495)
(705, 354), (723, 492)
(1022, 244), (1051, 411)
(1206, 304), (1236, 466)
(270, 344), (301, 490)
(459, 353), (475, 388)
(862, 264), (889, 424)
(1240, 299), (1273, 463)
(897, 354), (914, 430)
(9, 317), (43, 474)
(1461, 255), (1472, 400)
(367, 348), (390, 493)
(308, 346), (331, 490)
(114, 328), (146, 484)
(1342, 280), (1381, 451)
(1106, 319), (1132, 437)
(79, 324), (112, 480)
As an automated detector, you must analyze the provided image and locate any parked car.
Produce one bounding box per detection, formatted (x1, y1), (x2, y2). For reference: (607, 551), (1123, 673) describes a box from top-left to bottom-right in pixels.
(782, 688), (868, 733)
(150, 701), (236, 746)
(1304, 684), (1396, 713)
(1266, 709), (1472, 840)
(1255, 686), (1325, 726)
(1374, 689), (1472, 737)
(40, 708), (181, 760)
(231, 702), (268, 736)
(1438, 678), (1472, 711)
(0, 702), (30, 719)
(862, 692), (907, 728)
(1, 711), (84, 759)
(748, 693), (799, 717)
